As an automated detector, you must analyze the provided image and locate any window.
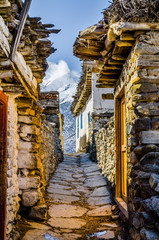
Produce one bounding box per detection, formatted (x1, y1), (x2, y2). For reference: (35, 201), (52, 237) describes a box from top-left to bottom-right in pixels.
(77, 117), (79, 139)
(88, 112), (90, 126)
(80, 113), (83, 129)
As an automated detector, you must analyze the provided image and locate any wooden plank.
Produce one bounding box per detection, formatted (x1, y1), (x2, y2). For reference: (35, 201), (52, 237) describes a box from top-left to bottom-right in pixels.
(116, 40), (134, 47)
(108, 59), (124, 65)
(10, 0), (32, 61)
(112, 55), (127, 61)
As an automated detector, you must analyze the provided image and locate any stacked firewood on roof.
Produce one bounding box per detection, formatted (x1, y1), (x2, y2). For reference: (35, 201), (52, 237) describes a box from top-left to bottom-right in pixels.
(0, 0), (60, 84)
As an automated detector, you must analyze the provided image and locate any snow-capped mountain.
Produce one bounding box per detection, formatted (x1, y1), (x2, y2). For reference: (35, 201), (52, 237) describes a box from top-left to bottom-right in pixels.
(41, 60), (80, 153)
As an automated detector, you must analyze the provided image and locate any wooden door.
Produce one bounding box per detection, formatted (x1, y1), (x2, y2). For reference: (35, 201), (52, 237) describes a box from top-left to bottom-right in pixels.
(121, 96), (127, 202)
(0, 91), (8, 240)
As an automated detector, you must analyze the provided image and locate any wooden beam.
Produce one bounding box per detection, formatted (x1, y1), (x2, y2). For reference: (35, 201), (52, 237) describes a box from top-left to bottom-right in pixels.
(108, 59), (124, 65)
(97, 80), (117, 84)
(10, 0), (32, 61)
(116, 40), (134, 47)
(120, 32), (135, 41)
(102, 93), (114, 100)
(96, 84), (115, 88)
(112, 55), (127, 61)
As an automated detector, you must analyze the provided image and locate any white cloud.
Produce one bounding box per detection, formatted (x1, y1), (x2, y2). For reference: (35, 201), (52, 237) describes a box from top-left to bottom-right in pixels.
(41, 60), (80, 92)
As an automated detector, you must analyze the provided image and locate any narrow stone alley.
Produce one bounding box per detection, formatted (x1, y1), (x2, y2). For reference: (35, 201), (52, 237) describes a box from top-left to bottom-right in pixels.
(18, 153), (125, 240)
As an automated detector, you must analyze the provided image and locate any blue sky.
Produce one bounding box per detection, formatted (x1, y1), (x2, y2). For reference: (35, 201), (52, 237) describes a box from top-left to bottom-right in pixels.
(29, 0), (110, 72)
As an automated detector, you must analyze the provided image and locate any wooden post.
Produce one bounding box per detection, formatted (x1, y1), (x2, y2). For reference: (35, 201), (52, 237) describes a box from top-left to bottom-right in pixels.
(0, 91), (8, 240)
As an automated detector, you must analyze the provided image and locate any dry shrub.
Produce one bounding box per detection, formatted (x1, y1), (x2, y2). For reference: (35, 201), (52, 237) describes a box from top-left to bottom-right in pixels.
(104, 0), (159, 23)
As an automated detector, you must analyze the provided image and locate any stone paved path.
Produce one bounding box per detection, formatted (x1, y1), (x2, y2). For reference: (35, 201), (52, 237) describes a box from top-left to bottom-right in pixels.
(20, 153), (123, 240)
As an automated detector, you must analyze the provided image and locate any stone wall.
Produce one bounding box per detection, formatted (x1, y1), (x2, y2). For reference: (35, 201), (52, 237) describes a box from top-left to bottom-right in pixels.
(6, 95), (20, 239)
(88, 114), (115, 186)
(41, 120), (63, 185)
(95, 118), (115, 186)
(114, 31), (159, 239)
(5, 93), (63, 239)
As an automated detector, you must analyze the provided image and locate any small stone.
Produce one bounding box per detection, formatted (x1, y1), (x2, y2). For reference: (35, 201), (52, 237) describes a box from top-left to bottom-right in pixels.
(48, 217), (86, 229)
(149, 174), (159, 191)
(140, 228), (159, 240)
(151, 196), (159, 217)
(87, 205), (112, 217)
(48, 204), (87, 218)
(12, 231), (20, 240)
(29, 205), (47, 220)
(21, 169), (29, 177)
(111, 215), (119, 220)
(134, 118), (151, 132)
(18, 177), (40, 190)
(87, 196), (112, 206)
(22, 190), (40, 207)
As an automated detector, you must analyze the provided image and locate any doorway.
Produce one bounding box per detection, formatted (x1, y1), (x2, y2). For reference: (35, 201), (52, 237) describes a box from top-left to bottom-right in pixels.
(120, 96), (127, 202)
(115, 90), (128, 215)
(0, 90), (8, 240)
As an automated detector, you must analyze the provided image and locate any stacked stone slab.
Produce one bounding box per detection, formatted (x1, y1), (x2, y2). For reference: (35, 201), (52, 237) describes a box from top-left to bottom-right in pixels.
(89, 117), (115, 186)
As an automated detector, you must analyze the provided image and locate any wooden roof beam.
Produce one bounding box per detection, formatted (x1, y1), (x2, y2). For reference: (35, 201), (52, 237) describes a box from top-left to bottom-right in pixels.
(107, 21), (159, 42)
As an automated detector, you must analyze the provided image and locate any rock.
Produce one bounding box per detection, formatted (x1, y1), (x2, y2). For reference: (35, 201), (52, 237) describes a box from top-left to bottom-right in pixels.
(87, 205), (112, 217)
(22, 229), (59, 240)
(47, 194), (79, 204)
(18, 152), (37, 169)
(12, 231), (20, 240)
(100, 222), (119, 228)
(89, 186), (110, 197)
(134, 118), (151, 132)
(48, 204), (87, 218)
(135, 103), (159, 117)
(26, 221), (51, 230)
(134, 145), (159, 155)
(140, 131), (159, 144)
(140, 228), (159, 240)
(87, 196), (112, 206)
(132, 212), (144, 229)
(96, 230), (115, 239)
(149, 174), (159, 191)
(151, 196), (159, 217)
(62, 233), (82, 240)
(152, 118), (159, 130)
(18, 177), (40, 190)
(29, 205), (47, 220)
(22, 190), (40, 207)
(48, 217), (86, 229)
(84, 178), (107, 188)
(140, 152), (159, 165)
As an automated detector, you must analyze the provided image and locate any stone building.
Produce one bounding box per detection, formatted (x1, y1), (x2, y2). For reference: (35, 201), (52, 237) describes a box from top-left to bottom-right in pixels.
(72, 1), (159, 239)
(71, 60), (114, 152)
(0, 1), (63, 239)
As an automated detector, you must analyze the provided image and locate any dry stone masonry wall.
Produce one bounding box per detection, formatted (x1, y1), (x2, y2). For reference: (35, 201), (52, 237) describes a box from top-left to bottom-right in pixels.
(89, 114), (115, 187)
(7, 95), (20, 238)
(115, 31), (159, 239)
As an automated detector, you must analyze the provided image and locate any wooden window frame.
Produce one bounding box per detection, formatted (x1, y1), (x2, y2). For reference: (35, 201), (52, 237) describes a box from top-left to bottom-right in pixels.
(77, 117), (79, 139)
(80, 113), (83, 129)
(115, 88), (128, 218)
(0, 90), (8, 240)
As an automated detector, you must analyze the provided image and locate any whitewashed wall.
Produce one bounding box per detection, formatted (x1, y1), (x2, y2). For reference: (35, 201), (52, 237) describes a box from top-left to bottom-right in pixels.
(76, 95), (93, 152)
(92, 73), (114, 114)
(75, 73), (114, 152)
